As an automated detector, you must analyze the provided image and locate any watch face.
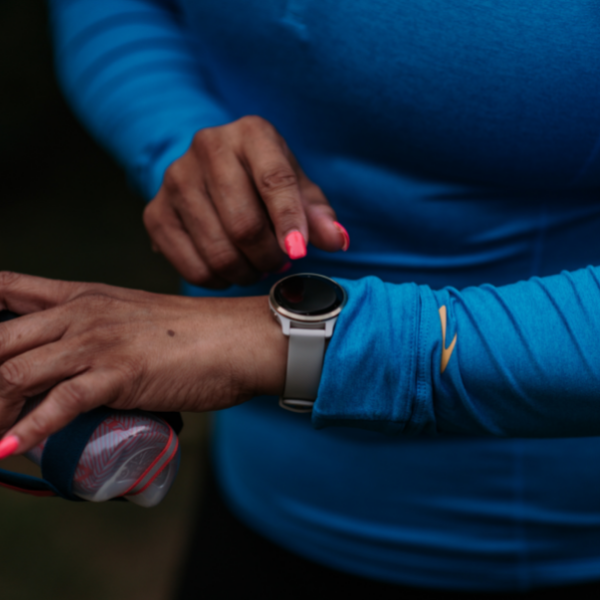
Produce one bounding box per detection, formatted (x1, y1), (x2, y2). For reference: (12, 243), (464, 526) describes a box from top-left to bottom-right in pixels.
(273, 274), (345, 317)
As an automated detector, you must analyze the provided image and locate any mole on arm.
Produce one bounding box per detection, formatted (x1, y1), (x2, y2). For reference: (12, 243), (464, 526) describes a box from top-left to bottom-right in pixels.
(167, 330), (175, 337)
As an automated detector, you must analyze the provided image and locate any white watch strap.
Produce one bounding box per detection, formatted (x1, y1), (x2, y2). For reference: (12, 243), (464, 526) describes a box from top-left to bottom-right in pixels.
(281, 326), (326, 412)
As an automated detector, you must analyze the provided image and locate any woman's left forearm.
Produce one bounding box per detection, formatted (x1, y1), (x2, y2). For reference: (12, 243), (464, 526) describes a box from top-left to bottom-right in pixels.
(315, 268), (600, 438)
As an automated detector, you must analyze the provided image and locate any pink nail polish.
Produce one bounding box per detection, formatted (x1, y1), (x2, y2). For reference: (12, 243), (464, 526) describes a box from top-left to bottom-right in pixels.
(333, 222), (350, 252)
(276, 261), (292, 274)
(0, 435), (20, 460)
(284, 231), (307, 260)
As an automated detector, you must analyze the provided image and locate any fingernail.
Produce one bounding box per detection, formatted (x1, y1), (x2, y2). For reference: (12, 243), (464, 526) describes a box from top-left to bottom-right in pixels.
(333, 222), (350, 252)
(0, 435), (20, 460)
(276, 261), (292, 274)
(284, 231), (307, 260)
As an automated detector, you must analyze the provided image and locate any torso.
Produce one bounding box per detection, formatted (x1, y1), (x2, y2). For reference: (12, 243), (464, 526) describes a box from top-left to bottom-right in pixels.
(180, 1), (600, 589)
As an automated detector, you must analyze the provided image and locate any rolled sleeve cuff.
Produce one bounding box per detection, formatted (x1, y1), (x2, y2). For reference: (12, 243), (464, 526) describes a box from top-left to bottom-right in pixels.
(312, 277), (437, 435)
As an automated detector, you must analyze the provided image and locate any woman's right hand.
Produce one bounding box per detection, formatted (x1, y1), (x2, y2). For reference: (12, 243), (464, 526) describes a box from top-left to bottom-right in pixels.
(143, 115), (350, 289)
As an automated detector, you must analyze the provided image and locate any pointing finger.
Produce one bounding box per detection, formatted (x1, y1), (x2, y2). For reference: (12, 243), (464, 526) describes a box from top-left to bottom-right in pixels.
(1, 368), (121, 455)
(241, 129), (308, 260)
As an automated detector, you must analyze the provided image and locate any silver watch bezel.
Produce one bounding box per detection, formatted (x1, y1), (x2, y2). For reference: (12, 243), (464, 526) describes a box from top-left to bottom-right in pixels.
(269, 273), (347, 323)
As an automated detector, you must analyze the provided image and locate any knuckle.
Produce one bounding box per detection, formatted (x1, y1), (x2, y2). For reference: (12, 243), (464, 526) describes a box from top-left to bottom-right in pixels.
(192, 127), (211, 147)
(142, 202), (159, 231)
(207, 245), (241, 276)
(258, 166), (298, 196)
(274, 202), (304, 225)
(162, 162), (186, 193)
(116, 359), (139, 382)
(114, 359), (142, 393)
(75, 290), (112, 309)
(239, 115), (269, 132)
(27, 411), (52, 441)
(71, 292), (118, 325)
(192, 127), (223, 156)
(0, 359), (29, 390)
(58, 379), (90, 412)
(142, 207), (161, 239)
(173, 193), (205, 225)
(228, 215), (268, 246)
(203, 136), (229, 161)
(0, 271), (22, 289)
(79, 326), (114, 351)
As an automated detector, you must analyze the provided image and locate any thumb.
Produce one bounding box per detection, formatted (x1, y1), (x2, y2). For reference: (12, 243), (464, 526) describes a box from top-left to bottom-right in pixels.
(301, 182), (350, 253)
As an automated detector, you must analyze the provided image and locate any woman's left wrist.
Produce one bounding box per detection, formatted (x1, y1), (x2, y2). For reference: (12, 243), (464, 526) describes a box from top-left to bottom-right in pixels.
(233, 295), (288, 398)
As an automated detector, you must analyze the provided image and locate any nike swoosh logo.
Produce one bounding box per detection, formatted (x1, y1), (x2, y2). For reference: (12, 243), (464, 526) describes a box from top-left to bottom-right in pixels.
(438, 305), (457, 374)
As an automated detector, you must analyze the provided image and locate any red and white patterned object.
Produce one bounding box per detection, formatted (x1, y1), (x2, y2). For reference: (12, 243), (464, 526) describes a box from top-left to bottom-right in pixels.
(26, 413), (180, 505)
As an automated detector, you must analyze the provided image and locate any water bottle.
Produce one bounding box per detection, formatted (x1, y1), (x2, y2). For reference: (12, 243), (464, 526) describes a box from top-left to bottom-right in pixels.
(0, 310), (181, 507)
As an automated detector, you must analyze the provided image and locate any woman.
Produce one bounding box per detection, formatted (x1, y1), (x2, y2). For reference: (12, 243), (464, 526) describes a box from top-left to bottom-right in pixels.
(2, 0), (600, 595)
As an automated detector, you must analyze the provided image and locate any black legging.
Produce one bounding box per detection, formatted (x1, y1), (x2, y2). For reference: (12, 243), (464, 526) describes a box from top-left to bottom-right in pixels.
(176, 463), (600, 600)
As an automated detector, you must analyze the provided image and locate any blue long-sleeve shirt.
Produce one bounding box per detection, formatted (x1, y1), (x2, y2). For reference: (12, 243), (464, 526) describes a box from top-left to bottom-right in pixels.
(49, 0), (600, 590)
(318, 269), (600, 438)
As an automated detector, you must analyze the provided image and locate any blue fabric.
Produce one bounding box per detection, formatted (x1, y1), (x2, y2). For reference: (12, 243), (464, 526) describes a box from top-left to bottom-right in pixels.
(315, 269), (600, 438)
(49, 0), (600, 590)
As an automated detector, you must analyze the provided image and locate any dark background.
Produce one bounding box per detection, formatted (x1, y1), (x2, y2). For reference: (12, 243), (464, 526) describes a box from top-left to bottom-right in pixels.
(0, 3), (206, 599)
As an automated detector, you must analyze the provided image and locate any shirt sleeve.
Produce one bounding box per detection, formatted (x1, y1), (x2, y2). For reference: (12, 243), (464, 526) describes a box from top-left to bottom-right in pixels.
(48, 0), (232, 198)
(314, 266), (600, 438)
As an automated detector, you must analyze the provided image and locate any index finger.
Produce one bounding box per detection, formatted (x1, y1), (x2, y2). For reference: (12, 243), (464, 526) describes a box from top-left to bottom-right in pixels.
(1, 368), (119, 455)
(241, 136), (309, 260)
(0, 272), (89, 314)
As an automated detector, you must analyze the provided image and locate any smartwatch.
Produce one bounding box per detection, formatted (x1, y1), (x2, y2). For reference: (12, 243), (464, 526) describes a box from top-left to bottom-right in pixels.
(269, 273), (347, 413)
